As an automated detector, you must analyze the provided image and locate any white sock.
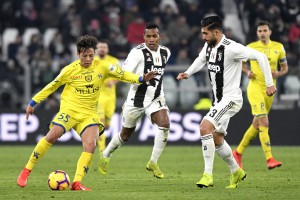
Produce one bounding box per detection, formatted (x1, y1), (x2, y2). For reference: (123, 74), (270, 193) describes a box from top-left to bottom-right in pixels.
(150, 127), (169, 163)
(215, 140), (239, 173)
(201, 134), (215, 175)
(103, 132), (124, 158)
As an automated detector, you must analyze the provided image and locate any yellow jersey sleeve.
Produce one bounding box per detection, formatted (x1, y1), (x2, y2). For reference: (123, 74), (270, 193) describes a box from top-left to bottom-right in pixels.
(32, 65), (69, 103)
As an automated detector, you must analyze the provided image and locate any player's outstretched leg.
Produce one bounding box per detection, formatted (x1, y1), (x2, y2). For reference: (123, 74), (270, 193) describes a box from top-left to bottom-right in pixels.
(146, 161), (164, 179)
(196, 173), (213, 188)
(17, 167), (31, 187)
(99, 151), (110, 175)
(226, 168), (247, 189)
(70, 181), (91, 191)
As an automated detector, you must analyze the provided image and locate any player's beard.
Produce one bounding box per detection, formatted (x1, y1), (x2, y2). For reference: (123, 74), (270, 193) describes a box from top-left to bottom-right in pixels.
(208, 38), (217, 46)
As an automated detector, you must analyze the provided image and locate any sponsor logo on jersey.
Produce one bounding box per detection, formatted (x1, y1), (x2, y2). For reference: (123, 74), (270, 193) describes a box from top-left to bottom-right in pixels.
(147, 65), (165, 75)
(85, 75), (92, 82)
(208, 64), (221, 73)
(85, 84), (93, 89)
(75, 85), (99, 94)
(70, 75), (82, 79)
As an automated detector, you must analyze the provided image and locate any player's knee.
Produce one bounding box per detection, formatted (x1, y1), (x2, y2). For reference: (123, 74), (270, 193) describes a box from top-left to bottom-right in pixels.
(83, 141), (97, 153)
(120, 131), (132, 142)
(158, 121), (170, 129)
(200, 125), (211, 135)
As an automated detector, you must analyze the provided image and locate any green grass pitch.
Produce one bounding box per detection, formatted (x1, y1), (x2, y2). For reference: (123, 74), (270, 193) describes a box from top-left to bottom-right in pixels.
(1, 145), (299, 200)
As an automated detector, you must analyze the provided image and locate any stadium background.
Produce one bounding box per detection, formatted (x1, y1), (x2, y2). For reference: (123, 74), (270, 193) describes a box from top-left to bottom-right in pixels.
(0, 0), (299, 145)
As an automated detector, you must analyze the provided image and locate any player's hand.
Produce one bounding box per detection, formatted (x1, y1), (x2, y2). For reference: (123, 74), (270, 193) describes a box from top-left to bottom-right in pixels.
(176, 73), (189, 80)
(247, 71), (255, 79)
(26, 105), (34, 120)
(143, 71), (158, 81)
(266, 85), (277, 96)
(272, 70), (279, 78)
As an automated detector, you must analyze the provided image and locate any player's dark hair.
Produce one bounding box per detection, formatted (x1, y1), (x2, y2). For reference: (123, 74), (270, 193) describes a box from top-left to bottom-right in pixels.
(76, 35), (98, 53)
(145, 22), (159, 31)
(98, 39), (110, 46)
(257, 21), (271, 29)
(201, 15), (223, 31)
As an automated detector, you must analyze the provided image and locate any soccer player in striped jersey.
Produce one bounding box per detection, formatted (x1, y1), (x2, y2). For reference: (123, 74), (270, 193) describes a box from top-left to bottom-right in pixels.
(17, 35), (157, 191)
(99, 22), (171, 179)
(233, 21), (288, 170)
(177, 16), (276, 189)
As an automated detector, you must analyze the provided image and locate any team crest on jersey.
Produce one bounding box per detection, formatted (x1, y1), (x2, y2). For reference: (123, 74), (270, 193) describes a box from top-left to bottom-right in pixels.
(85, 75), (92, 82)
(98, 73), (103, 79)
(163, 56), (167, 64)
(109, 64), (116, 72)
(218, 52), (222, 61)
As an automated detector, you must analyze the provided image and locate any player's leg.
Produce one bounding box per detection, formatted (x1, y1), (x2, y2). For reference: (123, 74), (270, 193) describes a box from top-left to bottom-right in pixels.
(99, 105), (142, 175)
(196, 118), (215, 188)
(257, 115), (282, 169)
(97, 104), (106, 152)
(17, 125), (64, 187)
(233, 85), (262, 168)
(233, 117), (259, 168)
(205, 98), (246, 188)
(147, 108), (169, 179)
(71, 125), (100, 191)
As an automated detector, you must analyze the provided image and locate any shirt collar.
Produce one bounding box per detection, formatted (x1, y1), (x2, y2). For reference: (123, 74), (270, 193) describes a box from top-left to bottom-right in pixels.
(214, 34), (226, 48)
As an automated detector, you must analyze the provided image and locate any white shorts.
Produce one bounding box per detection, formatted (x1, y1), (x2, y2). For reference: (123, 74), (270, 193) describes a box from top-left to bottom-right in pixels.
(204, 97), (243, 135)
(122, 96), (169, 128)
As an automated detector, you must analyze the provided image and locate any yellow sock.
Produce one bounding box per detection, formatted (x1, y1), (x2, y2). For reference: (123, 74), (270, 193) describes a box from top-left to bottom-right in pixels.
(25, 137), (52, 170)
(97, 133), (106, 152)
(73, 152), (93, 183)
(259, 126), (272, 160)
(236, 125), (258, 154)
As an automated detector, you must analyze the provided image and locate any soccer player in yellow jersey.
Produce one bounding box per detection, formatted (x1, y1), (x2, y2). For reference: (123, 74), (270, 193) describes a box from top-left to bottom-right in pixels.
(17, 35), (157, 191)
(95, 40), (120, 152)
(233, 21), (288, 169)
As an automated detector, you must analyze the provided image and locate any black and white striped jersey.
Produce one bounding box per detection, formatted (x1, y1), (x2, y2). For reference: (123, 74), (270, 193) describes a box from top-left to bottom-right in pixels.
(185, 35), (250, 104)
(123, 43), (171, 108)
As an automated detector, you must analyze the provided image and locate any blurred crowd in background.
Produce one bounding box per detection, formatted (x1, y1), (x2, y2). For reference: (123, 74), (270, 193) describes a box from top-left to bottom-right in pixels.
(0, 0), (299, 110)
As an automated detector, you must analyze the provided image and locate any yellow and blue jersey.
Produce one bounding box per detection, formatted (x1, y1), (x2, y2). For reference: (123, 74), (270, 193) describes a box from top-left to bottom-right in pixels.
(247, 40), (287, 87)
(32, 58), (140, 115)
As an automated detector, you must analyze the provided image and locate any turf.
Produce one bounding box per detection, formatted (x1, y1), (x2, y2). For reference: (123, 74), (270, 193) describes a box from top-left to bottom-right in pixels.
(1, 145), (299, 200)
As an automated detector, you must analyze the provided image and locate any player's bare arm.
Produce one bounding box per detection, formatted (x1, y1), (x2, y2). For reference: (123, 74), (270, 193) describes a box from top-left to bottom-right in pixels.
(176, 73), (189, 80)
(26, 105), (34, 120)
(242, 62), (255, 79)
(271, 62), (288, 78)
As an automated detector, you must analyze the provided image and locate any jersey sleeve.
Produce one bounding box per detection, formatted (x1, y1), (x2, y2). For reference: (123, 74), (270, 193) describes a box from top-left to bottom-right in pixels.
(122, 48), (143, 72)
(106, 63), (141, 84)
(278, 44), (287, 63)
(32, 66), (69, 103)
(230, 43), (250, 62)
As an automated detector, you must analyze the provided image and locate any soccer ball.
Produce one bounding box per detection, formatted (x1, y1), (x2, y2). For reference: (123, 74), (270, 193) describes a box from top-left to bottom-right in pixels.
(48, 170), (70, 190)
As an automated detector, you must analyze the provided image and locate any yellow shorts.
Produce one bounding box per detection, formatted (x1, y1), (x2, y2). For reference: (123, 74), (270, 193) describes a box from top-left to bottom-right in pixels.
(50, 109), (105, 136)
(98, 97), (116, 127)
(247, 84), (274, 116)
